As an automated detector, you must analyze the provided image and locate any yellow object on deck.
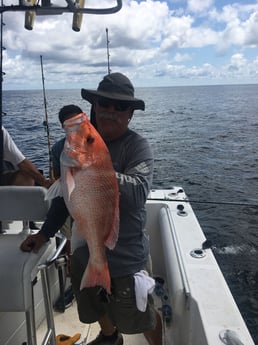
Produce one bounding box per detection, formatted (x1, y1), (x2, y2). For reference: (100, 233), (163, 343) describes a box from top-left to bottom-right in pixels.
(56, 333), (81, 345)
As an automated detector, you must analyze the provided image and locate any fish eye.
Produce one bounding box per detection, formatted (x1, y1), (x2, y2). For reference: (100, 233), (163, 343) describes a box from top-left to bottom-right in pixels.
(87, 135), (95, 144)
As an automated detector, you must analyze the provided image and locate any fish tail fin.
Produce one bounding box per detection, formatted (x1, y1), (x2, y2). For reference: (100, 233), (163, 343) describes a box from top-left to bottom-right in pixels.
(80, 260), (111, 294)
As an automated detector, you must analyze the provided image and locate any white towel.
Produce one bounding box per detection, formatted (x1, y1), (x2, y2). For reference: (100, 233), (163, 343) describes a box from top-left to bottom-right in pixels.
(134, 270), (155, 312)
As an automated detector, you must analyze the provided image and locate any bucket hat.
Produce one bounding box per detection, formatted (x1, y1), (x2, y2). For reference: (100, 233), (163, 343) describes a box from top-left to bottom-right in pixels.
(81, 72), (145, 110)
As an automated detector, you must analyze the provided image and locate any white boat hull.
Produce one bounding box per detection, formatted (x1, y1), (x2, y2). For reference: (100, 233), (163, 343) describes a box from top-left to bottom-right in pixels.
(147, 188), (254, 345)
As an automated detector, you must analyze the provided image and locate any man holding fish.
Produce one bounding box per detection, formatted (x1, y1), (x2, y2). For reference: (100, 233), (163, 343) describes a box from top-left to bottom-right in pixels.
(21, 73), (162, 345)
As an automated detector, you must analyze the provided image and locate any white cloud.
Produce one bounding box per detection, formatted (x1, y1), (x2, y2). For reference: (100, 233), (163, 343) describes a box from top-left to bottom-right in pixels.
(160, 15), (194, 50)
(243, 11), (258, 45)
(210, 3), (258, 53)
(187, 0), (214, 13)
(230, 53), (247, 67)
(1, 0), (258, 88)
(173, 53), (191, 62)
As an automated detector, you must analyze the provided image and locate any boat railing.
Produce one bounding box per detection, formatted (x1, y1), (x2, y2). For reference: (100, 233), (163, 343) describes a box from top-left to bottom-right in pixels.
(38, 232), (67, 345)
(159, 206), (191, 303)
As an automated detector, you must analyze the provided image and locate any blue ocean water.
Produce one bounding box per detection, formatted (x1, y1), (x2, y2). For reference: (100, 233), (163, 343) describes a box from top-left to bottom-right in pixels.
(2, 84), (258, 342)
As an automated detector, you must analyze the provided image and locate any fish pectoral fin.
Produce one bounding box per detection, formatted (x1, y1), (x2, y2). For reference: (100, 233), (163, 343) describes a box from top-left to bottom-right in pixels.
(104, 216), (119, 250)
(45, 179), (63, 200)
(104, 231), (118, 250)
(65, 168), (76, 200)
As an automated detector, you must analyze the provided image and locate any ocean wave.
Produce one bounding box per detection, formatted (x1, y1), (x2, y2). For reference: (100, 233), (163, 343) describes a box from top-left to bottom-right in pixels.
(214, 244), (257, 255)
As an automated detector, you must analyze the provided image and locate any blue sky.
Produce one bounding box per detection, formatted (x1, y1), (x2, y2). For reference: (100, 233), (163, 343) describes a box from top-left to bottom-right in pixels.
(1, 0), (258, 89)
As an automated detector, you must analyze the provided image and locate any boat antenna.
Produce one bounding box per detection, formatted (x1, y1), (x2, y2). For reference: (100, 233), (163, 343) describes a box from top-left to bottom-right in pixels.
(40, 55), (54, 179)
(106, 28), (111, 74)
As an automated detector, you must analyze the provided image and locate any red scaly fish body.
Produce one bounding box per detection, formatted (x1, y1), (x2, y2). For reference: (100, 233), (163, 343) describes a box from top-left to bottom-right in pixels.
(61, 113), (119, 294)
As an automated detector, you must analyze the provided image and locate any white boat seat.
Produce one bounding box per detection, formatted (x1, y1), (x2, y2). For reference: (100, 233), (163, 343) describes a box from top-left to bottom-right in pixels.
(0, 186), (63, 345)
(0, 233), (51, 311)
(0, 185), (50, 221)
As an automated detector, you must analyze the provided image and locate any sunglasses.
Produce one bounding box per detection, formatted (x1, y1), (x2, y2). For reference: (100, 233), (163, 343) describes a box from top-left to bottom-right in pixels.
(97, 98), (131, 112)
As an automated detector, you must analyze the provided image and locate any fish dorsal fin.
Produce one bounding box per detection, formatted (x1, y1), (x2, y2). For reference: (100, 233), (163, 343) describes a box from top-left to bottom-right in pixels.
(45, 179), (63, 200)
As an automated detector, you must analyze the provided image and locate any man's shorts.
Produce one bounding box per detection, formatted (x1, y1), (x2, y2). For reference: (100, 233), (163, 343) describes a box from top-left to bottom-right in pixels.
(70, 246), (156, 334)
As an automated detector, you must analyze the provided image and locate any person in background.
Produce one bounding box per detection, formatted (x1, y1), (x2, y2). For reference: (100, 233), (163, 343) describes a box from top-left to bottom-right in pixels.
(1, 125), (52, 229)
(1, 126), (51, 188)
(20, 73), (163, 345)
(51, 105), (83, 179)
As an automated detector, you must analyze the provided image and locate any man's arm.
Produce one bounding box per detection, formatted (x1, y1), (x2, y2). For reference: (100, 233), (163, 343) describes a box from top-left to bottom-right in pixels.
(116, 136), (154, 210)
(18, 158), (52, 188)
(3, 126), (52, 187)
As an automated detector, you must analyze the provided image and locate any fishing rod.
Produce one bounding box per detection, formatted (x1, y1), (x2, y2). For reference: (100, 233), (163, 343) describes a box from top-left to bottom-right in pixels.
(106, 27), (111, 75)
(147, 198), (258, 208)
(40, 55), (54, 179)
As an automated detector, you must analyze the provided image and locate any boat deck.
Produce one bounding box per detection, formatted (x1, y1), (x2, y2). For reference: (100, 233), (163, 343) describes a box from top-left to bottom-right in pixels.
(37, 298), (150, 345)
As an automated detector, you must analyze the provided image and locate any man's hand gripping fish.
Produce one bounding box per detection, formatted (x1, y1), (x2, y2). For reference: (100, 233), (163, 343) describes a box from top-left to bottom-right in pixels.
(47, 113), (119, 294)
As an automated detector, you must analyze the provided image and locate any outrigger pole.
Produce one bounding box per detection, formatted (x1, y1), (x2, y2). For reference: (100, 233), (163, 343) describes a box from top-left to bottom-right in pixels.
(40, 55), (54, 179)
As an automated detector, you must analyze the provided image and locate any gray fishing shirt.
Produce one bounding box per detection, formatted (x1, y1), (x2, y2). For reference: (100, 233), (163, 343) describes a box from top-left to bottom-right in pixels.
(49, 129), (154, 277)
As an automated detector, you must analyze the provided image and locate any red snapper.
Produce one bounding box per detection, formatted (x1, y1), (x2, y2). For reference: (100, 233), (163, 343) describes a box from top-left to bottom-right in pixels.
(60, 112), (119, 294)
